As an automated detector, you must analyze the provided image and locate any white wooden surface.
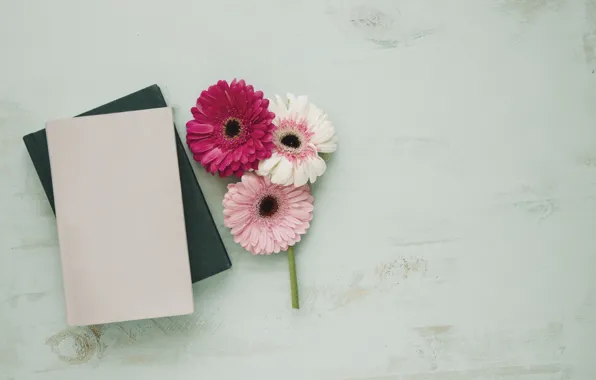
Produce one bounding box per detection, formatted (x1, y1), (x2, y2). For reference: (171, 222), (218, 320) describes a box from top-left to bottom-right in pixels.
(1, 0), (596, 379)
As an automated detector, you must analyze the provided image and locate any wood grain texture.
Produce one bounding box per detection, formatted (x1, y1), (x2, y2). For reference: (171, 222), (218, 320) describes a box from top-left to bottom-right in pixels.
(1, 0), (596, 379)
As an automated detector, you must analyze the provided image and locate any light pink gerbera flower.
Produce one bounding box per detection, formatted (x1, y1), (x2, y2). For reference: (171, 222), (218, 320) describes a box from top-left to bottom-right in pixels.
(186, 79), (276, 177)
(223, 172), (314, 255)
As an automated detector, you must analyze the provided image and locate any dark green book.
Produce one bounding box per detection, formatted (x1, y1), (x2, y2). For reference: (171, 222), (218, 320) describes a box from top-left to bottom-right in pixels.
(23, 85), (231, 283)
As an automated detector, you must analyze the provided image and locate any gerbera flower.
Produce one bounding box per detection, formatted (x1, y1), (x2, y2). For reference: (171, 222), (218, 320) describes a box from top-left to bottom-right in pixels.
(257, 93), (337, 187)
(223, 172), (314, 255)
(186, 79), (276, 177)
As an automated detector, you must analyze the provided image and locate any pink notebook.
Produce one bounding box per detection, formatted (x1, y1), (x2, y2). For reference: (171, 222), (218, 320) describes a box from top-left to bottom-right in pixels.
(46, 108), (194, 326)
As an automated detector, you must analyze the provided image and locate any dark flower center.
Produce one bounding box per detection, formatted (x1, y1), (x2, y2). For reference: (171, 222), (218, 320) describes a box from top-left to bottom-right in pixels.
(280, 133), (301, 149)
(259, 195), (279, 217)
(224, 118), (242, 138)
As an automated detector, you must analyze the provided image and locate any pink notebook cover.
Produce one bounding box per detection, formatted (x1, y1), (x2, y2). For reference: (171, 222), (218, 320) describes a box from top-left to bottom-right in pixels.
(46, 107), (194, 326)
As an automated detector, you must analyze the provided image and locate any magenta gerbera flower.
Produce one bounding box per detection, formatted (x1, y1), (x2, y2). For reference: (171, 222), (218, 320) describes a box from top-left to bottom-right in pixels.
(186, 79), (276, 177)
(223, 173), (314, 255)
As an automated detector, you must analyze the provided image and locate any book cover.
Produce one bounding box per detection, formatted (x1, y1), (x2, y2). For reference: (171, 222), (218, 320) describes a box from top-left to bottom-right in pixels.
(46, 108), (193, 325)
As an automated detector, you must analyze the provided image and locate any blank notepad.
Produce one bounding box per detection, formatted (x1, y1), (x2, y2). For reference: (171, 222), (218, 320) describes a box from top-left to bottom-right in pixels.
(46, 107), (194, 326)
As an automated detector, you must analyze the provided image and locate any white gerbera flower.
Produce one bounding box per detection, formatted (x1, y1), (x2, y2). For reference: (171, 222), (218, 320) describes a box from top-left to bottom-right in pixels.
(257, 94), (338, 187)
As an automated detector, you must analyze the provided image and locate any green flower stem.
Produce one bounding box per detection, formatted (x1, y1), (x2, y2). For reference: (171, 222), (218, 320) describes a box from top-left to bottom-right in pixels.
(288, 246), (299, 309)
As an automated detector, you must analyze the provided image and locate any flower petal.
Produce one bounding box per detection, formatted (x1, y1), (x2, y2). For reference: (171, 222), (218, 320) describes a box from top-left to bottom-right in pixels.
(311, 121), (336, 145)
(293, 161), (309, 187)
(316, 141), (337, 153)
(309, 155), (326, 183)
(249, 226), (260, 247)
(288, 208), (312, 221)
(186, 120), (214, 134)
(307, 103), (325, 127)
(257, 154), (282, 175)
(270, 158), (293, 185)
(200, 148), (223, 166)
(286, 93), (297, 107)
(289, 95), (309, 118)
(241, 173), (262, 194)
(269, 97), (287, 120)
(231, 223), (248, 236)
(291, 201), (314, 212)
(251, 129), (266, 138)
(265, 236), (274, 254)
(235, 225), (252, 245)
(231, 191), (254, 204)
(288, 188), (313, 202)
(228, 209), (252, 225)
(190, 140), (215, 153)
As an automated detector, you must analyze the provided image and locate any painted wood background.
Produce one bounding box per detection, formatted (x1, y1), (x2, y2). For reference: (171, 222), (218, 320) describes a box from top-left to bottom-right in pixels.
(1, 0), (595, 379)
